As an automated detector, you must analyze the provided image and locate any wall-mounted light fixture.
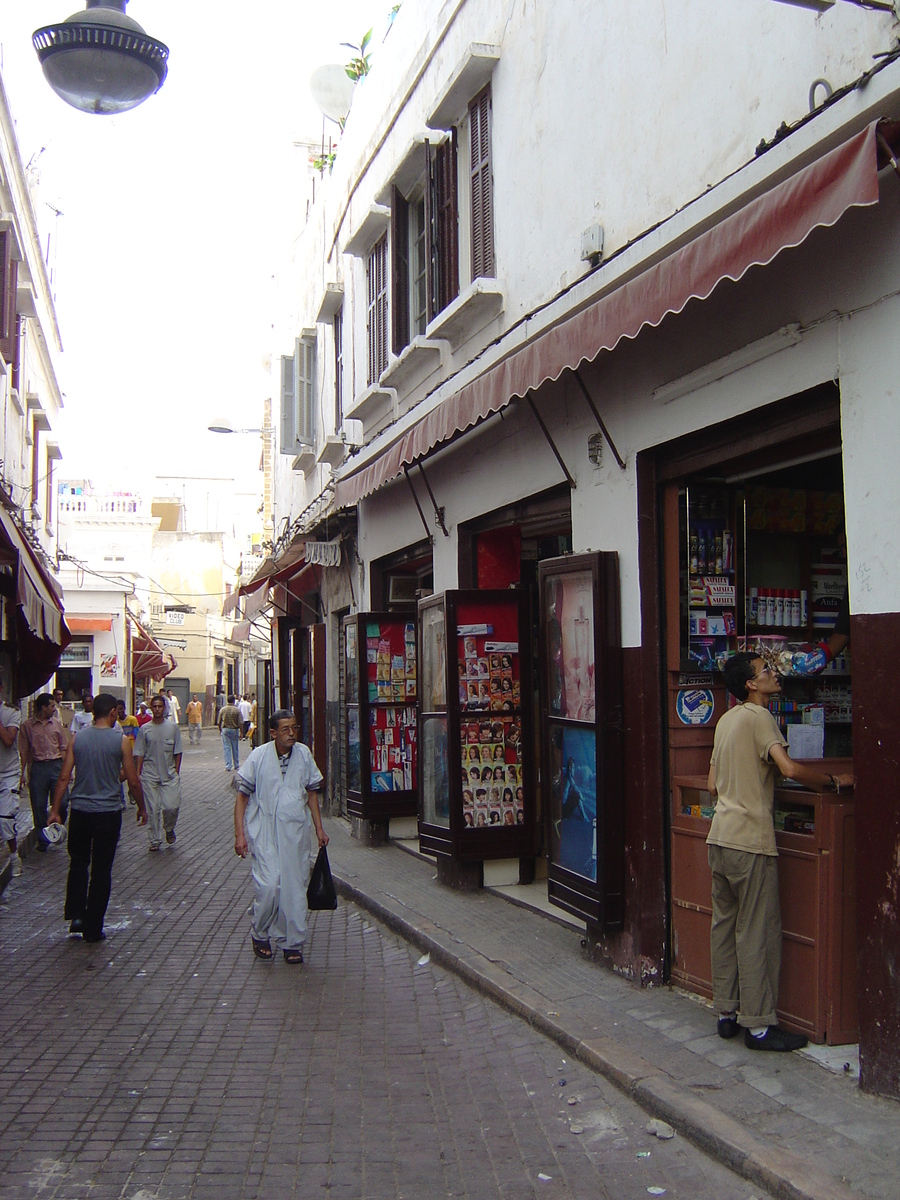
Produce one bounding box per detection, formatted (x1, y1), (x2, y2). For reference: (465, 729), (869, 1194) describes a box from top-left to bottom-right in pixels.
(33, 0), (168, 115)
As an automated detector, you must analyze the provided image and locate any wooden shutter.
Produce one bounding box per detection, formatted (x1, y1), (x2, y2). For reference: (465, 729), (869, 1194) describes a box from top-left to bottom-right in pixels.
(296, 336), (316, 446)
(280, 352), (296, 453)
(333, 309), (343, 431)
(0, 232), (18, 365)
(435, 131), (459, 312)
(367, 235), (388, 385)
(469, 86), (494, 280)
(391, 186), (410, 356)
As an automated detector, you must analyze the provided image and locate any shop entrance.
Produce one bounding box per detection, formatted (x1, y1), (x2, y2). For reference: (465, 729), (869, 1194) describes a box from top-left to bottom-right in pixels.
(659, 385), (856, 1045)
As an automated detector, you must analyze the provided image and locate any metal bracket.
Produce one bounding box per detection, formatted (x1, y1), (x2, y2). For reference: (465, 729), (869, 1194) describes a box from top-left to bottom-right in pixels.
(524, 390), (576, 489)
(403, 466), (434, 545)
(416, 461), (450, 538)
(571, 369), (627, 471)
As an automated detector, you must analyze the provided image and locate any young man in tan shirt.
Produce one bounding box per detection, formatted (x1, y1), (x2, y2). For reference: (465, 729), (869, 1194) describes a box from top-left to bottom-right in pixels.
(707, 652), (853, 1051)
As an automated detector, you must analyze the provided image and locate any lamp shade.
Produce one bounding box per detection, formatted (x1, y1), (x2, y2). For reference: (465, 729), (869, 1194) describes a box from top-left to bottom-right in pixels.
(33, 0), (168, 115)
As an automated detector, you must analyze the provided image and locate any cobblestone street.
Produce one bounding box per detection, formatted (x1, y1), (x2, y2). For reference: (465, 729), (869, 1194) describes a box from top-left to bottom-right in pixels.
(0, 741), (771, 1200)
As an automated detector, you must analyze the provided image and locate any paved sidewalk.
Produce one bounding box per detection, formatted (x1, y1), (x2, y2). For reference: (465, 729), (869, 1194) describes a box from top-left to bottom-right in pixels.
(324, 818), (900, 1200)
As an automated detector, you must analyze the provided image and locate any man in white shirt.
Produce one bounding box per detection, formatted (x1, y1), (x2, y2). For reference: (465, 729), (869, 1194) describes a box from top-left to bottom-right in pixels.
(70, 692), (94, 735)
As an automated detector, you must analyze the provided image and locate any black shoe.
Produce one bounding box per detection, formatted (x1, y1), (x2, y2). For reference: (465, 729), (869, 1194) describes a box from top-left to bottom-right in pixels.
(82, 931), (106, 944)
(35, 838), (48, 853)
(68, 918), (84, 935)
(165, 830), (176, 845)
(744, 1025), (808, 1052)
(717, 1014), (740, 1039)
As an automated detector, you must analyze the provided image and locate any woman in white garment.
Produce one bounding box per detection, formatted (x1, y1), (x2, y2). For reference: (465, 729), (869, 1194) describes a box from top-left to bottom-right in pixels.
(233, 709), (328, 964)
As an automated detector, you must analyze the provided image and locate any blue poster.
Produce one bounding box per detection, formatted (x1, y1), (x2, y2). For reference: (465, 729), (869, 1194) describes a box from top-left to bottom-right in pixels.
(549, 725), (597, 882)
(675, 688), (714, 726)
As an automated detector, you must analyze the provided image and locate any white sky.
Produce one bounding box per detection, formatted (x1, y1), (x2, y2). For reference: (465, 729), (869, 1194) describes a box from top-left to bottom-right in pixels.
(0, 0), (386, 514)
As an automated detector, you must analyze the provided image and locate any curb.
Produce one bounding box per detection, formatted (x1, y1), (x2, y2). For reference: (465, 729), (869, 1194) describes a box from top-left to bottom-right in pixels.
(333, 871), (861, 1200)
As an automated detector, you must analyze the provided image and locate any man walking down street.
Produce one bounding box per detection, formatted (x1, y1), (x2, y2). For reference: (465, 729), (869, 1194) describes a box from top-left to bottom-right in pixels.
(707, 653), (853, 1051)
(233, 709), (327, 964)
(218, 696), (241, 772)
(48, 693), (146, 942)
(70, 692), (94, 735)
(134, 695), (182, 851)
(19, 694), (68, 852)
(167, 690), (181, 726)
(186, 694), (203, 745)
(52, 688), (73, 737)
(0, 681), (22, 877)
(237, 695), (252, 740)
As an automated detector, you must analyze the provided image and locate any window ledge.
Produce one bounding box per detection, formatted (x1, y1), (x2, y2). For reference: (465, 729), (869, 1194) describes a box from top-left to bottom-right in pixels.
(380, 336), (448, 392)
(291, 448), (317, 477)
(375, 133), (450, 206)
(315, 284), (343, 324)
(26, 391), (52, 432)
(345, 381), (397, 424)
(9, 387), (23, 416)
(426, 44), (500, 129)
(425, 278), (504, 349)
(343, 204), (391, 258)
(317, 435), (346, 468)
(16, 285), (37, 319)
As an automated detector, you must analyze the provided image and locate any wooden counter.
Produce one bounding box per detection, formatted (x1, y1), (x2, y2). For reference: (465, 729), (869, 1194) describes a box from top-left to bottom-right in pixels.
(670, 767), (856, 1045)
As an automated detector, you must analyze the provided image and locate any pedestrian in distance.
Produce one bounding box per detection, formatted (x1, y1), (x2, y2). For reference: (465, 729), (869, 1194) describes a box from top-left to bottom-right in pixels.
(52, 688), (73, 736)
(19, 693), (68, 852)
(133, 695), (182, 851)
(167, 689), (181, 725)
(48, 693), (146, 942)
(136, 701), (152, 727)
(707, 653), (853, 1051)
(70, 691), (94, 735)
(186, 694), (203, 745)
(0, 678), (22, 877)
(237, 694), (252, 740)
(233, 709), (327, 964)
(218, 695), (241, 772)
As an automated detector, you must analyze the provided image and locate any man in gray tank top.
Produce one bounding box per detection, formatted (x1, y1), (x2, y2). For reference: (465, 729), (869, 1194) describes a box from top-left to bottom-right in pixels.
(48, 693), (146, 942)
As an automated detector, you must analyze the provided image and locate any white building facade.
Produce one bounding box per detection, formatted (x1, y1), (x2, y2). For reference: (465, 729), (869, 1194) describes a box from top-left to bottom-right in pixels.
(271, 0), (900, 1097)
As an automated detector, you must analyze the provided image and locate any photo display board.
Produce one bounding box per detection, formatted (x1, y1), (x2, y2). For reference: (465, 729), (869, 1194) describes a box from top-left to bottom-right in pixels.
(418, 590), (534, 863)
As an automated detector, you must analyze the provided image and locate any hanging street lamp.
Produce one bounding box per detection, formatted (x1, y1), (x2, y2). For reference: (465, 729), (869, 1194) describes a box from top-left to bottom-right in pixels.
(32, 0), (169, 115)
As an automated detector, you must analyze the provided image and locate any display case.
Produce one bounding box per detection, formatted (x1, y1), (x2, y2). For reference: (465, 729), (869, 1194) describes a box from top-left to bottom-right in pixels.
(539, 553), (625, 931)
(417, 590), (535, 862)
(343, 612), (418, 821)
(678, 485), (745, 672)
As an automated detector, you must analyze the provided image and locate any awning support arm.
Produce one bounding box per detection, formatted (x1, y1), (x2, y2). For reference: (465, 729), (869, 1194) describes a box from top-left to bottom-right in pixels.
(417, 461), (450, 538)
(571, 369), (627, 470)
(403, 466), (435, 545)
(524, 390), (576, 489)
(876, 130), (900, 184)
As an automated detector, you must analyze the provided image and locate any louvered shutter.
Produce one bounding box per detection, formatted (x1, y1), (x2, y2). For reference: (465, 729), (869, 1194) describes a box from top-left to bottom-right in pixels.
(280, 352), (296, 454)
(435, 131), (459, 313)
(0, 232), (18, 364)
(367, 236), (388, 385)
(333, 310), (344, 431)
(296, 336), (316, 446)
(469, 86), (494, 280)
(391, 186), (410, 355)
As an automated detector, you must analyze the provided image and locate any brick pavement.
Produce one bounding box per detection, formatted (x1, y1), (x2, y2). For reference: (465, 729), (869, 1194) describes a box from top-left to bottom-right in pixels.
(325, 820), (900, 1200)
(0, 740), (773, 1200)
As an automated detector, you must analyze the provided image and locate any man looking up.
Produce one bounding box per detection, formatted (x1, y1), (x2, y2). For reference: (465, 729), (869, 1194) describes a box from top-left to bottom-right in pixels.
(134, 695), (182, 851)
(19, 693), (68, 852)
(48, 693), (146, 942)
(707, 653), (853, 1051)
(233, 710), (327, 964)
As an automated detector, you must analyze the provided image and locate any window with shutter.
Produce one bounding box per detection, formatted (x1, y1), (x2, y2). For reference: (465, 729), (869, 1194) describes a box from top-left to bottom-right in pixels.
(296, 335), (316, 446)
(426, 134), (459, 321)
(367, 235), (388, 385)
(279, 352), (296, 454)
(334, 309), (344, 432)
(0, 231), (18, 365)
(391, 187), (410, 356)
(469, 86), (494, 280)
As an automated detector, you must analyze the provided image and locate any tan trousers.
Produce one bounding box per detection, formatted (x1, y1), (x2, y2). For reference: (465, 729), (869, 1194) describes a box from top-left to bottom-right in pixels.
(708, 844), (781, 1027)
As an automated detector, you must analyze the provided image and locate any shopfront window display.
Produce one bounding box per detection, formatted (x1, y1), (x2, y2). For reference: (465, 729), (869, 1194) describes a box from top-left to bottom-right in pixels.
(549, 725), (597, 882)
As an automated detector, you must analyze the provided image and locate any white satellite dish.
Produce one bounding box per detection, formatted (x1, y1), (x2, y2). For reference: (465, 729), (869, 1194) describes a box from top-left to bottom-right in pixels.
(310, 64), (356, 124)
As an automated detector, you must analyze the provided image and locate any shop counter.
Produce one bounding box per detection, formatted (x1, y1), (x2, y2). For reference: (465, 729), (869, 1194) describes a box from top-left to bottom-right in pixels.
(670, 766), (856, 1045)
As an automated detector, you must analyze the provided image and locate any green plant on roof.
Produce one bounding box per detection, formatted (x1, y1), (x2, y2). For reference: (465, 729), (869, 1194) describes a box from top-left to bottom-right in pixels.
(343, 29), (372, 82)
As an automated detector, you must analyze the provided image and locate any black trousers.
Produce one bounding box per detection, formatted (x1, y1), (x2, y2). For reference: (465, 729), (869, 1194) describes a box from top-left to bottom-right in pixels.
(65, 809), (122, 939)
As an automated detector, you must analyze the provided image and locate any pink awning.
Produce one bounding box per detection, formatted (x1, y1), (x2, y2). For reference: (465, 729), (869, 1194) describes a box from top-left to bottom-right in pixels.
(335, 121), (881, 509)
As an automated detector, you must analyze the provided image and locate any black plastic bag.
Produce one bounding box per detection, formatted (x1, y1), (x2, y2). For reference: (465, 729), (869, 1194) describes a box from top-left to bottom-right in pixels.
(307, 846), (338, 910)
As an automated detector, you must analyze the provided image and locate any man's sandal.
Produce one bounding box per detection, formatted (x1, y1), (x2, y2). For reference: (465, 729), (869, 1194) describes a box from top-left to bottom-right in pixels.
(251, 938), (273, 961)
(283, 949), (304, 964)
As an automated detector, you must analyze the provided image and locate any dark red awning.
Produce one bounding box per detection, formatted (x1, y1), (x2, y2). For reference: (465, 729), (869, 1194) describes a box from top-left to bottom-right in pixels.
(128, 613), (176, 682)
(335, 121), (880, 509)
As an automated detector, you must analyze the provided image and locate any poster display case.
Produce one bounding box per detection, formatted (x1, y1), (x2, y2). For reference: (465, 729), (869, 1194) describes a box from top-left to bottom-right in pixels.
(343, 612), (418, 821)
(539, 553), (625, 930)
(417, 590), (534, 862)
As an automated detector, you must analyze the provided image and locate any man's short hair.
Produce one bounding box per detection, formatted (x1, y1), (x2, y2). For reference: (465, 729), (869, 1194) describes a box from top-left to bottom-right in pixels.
(720, 652), (759, 701)
(270, 709), (296, 733)
(228, 695), (235, 704)
(150, 695), (165, 708)
(82, 690), (93, 700)
(93, 693), (118, 720)
(34, 693), (54, 713)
